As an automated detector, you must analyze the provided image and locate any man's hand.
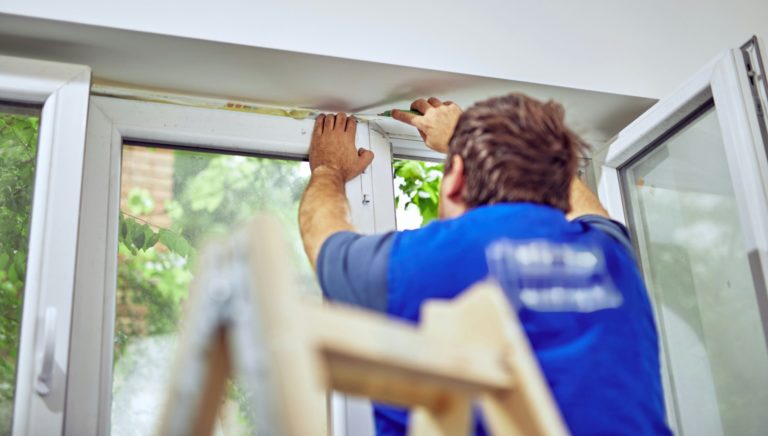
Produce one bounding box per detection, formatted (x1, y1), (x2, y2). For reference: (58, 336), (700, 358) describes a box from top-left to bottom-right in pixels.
(310, 113), (374, 181)
(391, 97), (462, 154)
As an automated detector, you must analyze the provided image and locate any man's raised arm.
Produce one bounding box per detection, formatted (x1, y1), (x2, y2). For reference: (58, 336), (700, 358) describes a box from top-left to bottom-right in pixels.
(299, 113), (374, 269)
(566, 177), (610, 220)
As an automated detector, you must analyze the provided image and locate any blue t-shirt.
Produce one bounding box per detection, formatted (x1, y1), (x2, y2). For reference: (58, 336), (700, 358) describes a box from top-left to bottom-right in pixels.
(317, 203), (670, 436)
(317, 214), (635, 314)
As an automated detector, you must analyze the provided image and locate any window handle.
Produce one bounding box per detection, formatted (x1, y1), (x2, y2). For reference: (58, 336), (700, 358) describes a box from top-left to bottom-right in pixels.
(35, 307), (56, 396)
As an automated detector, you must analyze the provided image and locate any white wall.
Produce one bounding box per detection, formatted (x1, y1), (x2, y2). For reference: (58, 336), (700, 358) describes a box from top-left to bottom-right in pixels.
(1, 0), (766, 99)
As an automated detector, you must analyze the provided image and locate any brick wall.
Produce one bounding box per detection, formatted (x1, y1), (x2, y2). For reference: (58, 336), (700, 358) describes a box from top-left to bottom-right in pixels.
(116, 145), (176, 341)
(120, 145), (175, 228)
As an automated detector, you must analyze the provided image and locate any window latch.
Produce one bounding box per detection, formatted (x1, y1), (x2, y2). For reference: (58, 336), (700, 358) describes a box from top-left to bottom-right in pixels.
(35, 307), (57, 396)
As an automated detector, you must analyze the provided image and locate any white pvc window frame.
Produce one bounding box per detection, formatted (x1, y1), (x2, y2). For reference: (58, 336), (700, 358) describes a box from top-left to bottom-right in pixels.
(66, 96), (397, 435)
(65, 85), (604, 436)
(596, 38), (768, 433)
(0, 55), (91, 436)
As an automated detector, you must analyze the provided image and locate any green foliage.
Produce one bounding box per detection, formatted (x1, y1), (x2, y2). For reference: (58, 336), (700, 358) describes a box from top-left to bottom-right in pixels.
(227, 381), (257, 435)
(0, 113), (38, 404)
(126, 188), (155, 216)
(393, 159), (444, 226)
(114, 211), (194, 357)
(166, 152), (307, 247)
(114, 244), (192, 354)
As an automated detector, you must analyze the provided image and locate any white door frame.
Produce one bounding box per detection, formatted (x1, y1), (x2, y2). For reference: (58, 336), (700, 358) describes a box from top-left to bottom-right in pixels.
(595, 37), (768, 433)
(0, 55), (91, 436)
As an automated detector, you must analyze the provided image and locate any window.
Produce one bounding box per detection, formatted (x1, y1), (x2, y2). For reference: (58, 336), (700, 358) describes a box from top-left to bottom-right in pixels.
(393, 159), (444, 230)
(621, 106), (768, 434)
(0, 104), (40, 434)
(599, 39), (768, 434)
(0, 55), (91, 436)
(68, 96), (388, 435)
(111, 144), (317, 434)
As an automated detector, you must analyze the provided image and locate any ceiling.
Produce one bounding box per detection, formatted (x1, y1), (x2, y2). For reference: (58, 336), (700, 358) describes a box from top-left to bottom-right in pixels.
(1, 0), (766, 99)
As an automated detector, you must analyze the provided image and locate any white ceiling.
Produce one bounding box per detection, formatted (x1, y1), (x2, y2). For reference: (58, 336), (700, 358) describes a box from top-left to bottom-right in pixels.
(1, 0), (766, 99)
(0, 13), (656, 144)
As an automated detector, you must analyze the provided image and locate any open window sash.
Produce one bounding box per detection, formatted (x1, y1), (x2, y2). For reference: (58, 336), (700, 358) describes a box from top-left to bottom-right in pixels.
(597, 37), (768, 435)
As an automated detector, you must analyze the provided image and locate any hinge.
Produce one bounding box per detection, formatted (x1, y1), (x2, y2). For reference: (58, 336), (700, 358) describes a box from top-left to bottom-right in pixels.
(741, 37), (768, 142)
(745, 58), (765, 117)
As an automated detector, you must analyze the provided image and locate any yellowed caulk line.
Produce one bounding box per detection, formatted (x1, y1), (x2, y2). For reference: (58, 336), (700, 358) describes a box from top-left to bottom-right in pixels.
(91, 81), (393, 121)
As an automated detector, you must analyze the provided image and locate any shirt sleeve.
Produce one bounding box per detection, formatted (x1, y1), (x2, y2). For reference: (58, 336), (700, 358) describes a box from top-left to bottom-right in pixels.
(316, 231), (395, 313)
(573, 214), (635, 257)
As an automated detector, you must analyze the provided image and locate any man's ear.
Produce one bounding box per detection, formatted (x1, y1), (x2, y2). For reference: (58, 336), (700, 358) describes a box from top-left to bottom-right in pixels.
(443, 155), (465, 200)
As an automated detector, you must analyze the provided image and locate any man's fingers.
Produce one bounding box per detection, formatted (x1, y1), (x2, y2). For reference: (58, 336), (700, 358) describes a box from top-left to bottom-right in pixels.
(335, 112), (347, 131)
(427, 97), (442, 107)
(313, 114), (325, 137)
(324, 113), (335, 131)
(346, 116), (358, 135)
(410, 98), (432, 115)
(391, 109), (421, 126)
(353, 149), (375, 175)
(444, 100), (456, 106)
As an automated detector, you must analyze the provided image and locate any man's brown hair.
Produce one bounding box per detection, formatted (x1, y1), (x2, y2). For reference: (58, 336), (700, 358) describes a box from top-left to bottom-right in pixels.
(446, 93), (588, 212)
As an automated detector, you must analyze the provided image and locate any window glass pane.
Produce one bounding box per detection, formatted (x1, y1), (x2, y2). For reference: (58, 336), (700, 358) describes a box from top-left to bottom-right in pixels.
(622, 106), (768, 435)
(112, 144), (316, 435)
(393, 159), (444, 230)
(0, 103), (40, 434)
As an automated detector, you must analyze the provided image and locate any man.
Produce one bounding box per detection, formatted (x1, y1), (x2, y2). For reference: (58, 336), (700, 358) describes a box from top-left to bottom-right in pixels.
(299, 94), (671, 435)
